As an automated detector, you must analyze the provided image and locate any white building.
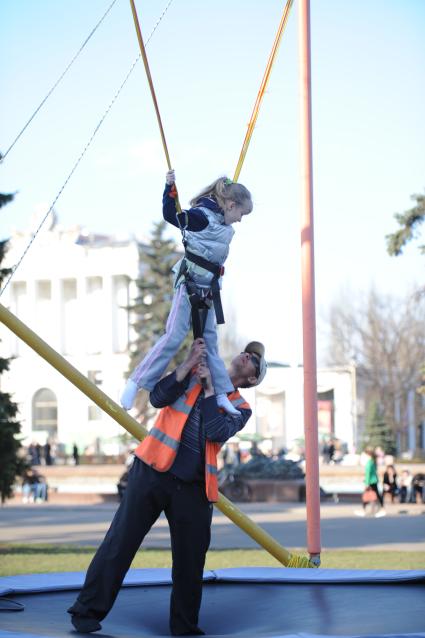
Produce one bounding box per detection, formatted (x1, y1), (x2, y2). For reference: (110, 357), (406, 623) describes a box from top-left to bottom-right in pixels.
(241, 363), (360, 455)
(1, 222), (139, 456)
(0, 222), (369, 458)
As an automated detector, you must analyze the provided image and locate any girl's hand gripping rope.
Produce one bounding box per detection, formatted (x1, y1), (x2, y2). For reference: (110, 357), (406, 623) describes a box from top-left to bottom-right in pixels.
(166, 169), (175, 185)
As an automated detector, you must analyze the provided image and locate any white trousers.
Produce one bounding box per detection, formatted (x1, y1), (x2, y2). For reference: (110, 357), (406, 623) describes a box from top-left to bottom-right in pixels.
(130, 283), (233, 394)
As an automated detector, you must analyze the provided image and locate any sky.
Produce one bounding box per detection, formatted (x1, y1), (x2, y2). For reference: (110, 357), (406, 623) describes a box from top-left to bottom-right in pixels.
(1, 0), (424, 366)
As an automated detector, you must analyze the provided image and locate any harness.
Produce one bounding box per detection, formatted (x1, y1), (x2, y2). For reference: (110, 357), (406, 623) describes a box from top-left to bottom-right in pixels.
(175, 203), (226, 338)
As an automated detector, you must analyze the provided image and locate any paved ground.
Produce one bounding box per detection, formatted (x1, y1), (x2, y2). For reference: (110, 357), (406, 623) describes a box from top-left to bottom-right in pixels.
(1, 501), (424, 551)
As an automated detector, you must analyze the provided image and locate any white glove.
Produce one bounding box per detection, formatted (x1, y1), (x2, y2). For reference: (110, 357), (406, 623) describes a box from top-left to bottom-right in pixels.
(166, 169), (175, 185)
(120, 379), (138, 411)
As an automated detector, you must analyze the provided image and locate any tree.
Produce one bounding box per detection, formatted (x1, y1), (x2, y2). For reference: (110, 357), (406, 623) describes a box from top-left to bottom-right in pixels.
(0, 177), (26, 503)
(362, 401), (396, 455)
(326, 287), (425, 453)
(127, 221), (190, 423)
(386, 190), (425, 395)
(386, 190), (425, 257)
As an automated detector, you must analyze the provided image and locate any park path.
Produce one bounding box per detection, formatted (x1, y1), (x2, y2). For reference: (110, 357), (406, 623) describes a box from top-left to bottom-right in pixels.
(1, 502), (424, 551)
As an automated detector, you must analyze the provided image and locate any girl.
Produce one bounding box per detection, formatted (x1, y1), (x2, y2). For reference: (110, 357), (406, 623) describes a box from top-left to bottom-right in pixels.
(121, 170), (253, 415)
(357, 447), (386, 517)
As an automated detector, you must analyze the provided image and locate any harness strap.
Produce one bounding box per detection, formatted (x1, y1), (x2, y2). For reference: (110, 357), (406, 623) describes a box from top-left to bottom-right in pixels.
(185, 280), (211, 339)
(185, 249), (224, 278)
(184, 250), (225, 325)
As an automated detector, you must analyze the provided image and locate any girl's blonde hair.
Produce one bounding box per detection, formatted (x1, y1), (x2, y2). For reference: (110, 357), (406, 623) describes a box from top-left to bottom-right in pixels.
(190, 177), (253, 214)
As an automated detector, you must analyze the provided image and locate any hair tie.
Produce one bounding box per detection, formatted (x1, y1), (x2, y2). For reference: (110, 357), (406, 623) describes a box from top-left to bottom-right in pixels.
(224, 178), (233, 186)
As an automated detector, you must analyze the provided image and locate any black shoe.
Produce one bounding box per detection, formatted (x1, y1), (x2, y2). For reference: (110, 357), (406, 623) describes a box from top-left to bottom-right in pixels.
(71, 614), (102, 633)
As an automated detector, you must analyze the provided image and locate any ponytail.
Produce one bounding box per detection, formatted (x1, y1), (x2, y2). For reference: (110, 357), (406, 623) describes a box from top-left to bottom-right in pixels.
(190, 176), (253, 213)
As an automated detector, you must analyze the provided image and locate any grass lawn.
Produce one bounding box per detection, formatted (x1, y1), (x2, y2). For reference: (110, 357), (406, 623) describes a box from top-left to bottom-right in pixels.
(1, 544), (425, 577)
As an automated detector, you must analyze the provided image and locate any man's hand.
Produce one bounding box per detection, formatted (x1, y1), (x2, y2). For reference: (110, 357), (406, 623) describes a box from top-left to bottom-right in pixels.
(175, 338), (206, 382)
(195, 361), (214, 397)
(166, 169), (175, 185)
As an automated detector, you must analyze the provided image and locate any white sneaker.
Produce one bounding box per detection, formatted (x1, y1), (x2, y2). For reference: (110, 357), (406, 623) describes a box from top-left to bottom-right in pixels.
(216, 393), (240, 416)
(354, 510), (366, 517)
(120, 379), (138, 410)
(375, 509), (386, 518)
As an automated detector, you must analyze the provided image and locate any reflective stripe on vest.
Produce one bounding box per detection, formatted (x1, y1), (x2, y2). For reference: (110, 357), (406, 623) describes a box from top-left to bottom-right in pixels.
(205, 442), (221, 502)
(135, 382), (250, 502)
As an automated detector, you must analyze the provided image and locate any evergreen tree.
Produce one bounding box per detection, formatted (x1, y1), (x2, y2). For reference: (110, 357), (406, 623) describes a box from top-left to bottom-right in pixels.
(386, 190), (425, 396)
(0, 180), (26, 503)
(127, 221), (190, 423)
(362, 401), (396, 456)
(386, 190), (425, 258)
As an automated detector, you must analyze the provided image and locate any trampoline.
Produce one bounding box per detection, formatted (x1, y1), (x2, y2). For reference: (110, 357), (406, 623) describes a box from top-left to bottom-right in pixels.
(1, 568), (424, 638)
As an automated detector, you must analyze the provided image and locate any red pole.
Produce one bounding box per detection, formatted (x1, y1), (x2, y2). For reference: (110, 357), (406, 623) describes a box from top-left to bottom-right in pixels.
(298, 0), (321, 563)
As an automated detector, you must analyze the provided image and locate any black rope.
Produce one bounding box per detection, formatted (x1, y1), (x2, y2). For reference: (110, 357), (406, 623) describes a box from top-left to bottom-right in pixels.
(1, 0), (119, 163)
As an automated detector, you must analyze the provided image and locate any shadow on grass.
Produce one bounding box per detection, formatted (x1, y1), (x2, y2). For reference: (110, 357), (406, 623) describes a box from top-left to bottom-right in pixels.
(0, 544), (173, 556)
(0, 544), (97, 555)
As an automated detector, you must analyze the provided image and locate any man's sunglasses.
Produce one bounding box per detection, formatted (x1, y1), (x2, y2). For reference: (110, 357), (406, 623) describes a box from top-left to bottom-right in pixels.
(242, 352), (261, 378)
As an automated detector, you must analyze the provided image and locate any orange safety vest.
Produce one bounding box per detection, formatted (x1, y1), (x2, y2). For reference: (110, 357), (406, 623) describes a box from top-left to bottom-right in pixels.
(135, 377), (250, 502)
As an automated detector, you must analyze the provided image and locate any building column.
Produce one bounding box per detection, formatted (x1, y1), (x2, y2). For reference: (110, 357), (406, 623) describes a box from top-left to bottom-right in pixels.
(50, 278), (61, 351)
(407, 390), (416, 454)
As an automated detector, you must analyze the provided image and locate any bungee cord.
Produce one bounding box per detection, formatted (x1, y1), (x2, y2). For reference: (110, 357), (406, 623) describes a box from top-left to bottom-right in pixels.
(1, 0), (119, 163)
(0, 0), (175, 298)
(129, 0), (182, 214)
(233, 0), (294, 182)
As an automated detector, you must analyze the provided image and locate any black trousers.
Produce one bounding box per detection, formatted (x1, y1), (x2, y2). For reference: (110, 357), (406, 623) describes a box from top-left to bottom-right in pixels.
(68, 458), (213, 635)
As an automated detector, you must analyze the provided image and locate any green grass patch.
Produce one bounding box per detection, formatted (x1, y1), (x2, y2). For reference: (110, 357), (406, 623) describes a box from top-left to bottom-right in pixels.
(1, 544), (425, 576)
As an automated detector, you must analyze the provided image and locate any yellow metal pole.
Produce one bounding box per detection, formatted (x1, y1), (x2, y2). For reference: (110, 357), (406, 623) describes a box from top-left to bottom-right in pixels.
(0, 303), (314, 567)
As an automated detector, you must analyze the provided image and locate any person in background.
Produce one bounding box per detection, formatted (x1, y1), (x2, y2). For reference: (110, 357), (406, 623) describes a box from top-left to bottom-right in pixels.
(21, 468), (48, 503)
(72, 443), (80, 466)
(356, 447), (386, 517)
(399, 469), (413, 503)
(383, 464), (398, 503)
(44, 440), (52, 465)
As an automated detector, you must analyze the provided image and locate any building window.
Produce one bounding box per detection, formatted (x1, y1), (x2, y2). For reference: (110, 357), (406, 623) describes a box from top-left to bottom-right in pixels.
(88, 404), (102, 420)
(88, 370), (103, 386)
(318, 389), (335, 436)
(32, 388), (58, 438)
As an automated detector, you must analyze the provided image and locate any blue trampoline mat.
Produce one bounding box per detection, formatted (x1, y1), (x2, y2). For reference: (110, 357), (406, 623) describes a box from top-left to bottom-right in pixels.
(0, 568), (424, 638)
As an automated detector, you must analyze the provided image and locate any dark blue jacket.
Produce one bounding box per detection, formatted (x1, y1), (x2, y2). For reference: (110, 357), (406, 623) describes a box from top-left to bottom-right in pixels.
(149, 370), (251, 482)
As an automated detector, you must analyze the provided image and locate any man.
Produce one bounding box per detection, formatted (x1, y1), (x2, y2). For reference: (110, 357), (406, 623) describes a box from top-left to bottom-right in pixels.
(68, 337), (267, 636)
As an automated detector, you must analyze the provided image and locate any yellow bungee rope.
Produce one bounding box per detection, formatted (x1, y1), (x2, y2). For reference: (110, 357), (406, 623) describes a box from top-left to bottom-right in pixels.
(233, 0), (294, 182)
(129, 0), (182, 214)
